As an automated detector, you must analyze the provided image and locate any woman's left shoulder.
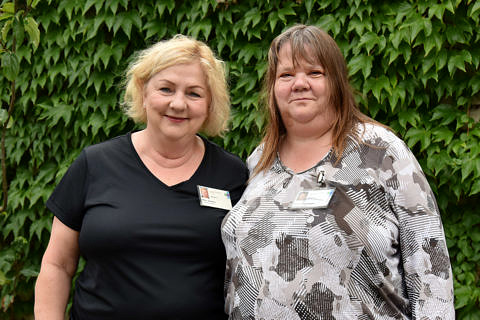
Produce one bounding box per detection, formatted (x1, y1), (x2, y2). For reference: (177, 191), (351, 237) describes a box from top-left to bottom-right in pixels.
(357, 123), (408, 151)
(203, 137), (247, 170)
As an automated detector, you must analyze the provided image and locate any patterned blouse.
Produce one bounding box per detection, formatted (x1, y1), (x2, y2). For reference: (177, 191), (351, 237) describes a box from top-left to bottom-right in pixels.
(221, 123), (454, 320)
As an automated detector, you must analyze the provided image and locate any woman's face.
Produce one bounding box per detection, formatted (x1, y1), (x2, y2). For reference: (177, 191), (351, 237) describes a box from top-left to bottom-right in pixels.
(143, 62), (210, 142)
(274, 43), (334, 133)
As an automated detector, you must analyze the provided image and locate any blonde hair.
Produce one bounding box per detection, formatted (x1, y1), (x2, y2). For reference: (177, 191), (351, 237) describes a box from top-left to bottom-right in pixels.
(255, 24), (376, 175)
(123, 35), (230, 136)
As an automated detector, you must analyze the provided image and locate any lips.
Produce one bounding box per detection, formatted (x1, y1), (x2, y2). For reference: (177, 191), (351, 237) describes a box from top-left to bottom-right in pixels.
(290, 97), (314, 102)
(165, 115), (187, 122)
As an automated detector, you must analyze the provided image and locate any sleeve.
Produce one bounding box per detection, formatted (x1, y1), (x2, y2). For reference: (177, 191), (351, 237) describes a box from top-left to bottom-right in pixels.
(46, 150), (89, 231)
(380, 139), (455, 319)
(246, 145), (263, 173)
(229, 159), (249, 206)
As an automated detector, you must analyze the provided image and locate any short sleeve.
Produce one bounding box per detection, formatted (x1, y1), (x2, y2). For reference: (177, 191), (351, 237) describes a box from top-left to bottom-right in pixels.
(380, 138), (455, 319)
(46, 150), (89, 231)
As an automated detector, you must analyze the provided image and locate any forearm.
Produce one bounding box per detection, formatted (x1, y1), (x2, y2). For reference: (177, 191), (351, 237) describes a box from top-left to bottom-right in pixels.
(34, 262), (75, 320)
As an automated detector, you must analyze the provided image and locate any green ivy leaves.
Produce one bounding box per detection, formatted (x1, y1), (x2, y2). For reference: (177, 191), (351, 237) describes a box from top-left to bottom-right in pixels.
(0, 52), (18, 81)
(1, 0), (479, 318)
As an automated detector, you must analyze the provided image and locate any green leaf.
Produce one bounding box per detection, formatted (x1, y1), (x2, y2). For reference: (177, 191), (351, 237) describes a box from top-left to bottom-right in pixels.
(432, 127), (454, 145)
(446, 25), (467, 45)
(428, 4), (445, 20)
(468, 1), (480, 18)
(369, 75), (391, 101)
(422, 53), (436, 74)
(405, 127), (430, 150)
(394, 2), (412, 25)
(305, 0), (314, 17)
(422, 18), (432, 36)
(448, 50), (472, 74)
(0, 10), (13, 21)
(348, 17), (369, 36)
(82, 0), (97, 15)
(347, 54), (373, 78)
(1, 52), (19, 81)
(189, 19), (212, 40)
(88, 112), (105, 136)
(30, 215), (52, 241)
(1, 2), (14, 14)
(431, 104), (458, 125)
(20, 266), (39, 278)
(390, 30), (403, 49)
(470, 179), (480, 196)
(1, 18), (12, 42)
(398, 109), (420, 128)
(24, 17), (40, 49)
(38, 102), (74, 126)
(277, 4), (296, 21)
(436, 48), (448, 71)
(268, 12), (279, 32)
(29, 0), (41, 8)
(144, 20), (167, 40)
(316, 14), (337, 34)
(358, 32), (380, 54)
(444, 0), (455, 14)
(468, 75), (480, 94)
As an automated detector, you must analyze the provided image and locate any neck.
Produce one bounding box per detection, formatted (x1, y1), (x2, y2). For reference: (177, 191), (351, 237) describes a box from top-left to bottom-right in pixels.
(280, 125), (334, 173)
(133, 129), (202, 169)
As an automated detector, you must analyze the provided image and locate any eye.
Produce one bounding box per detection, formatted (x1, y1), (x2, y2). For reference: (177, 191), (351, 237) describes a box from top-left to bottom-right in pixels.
(310, 70), (325, 77)
(189, 91), (201, 98)
(279, 72), (293, 78)
(159, 87), (172, 93)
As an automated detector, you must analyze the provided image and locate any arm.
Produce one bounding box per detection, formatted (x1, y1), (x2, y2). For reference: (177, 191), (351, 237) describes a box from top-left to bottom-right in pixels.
(382, 141), (455, 319)
(34, 217), (80, 320)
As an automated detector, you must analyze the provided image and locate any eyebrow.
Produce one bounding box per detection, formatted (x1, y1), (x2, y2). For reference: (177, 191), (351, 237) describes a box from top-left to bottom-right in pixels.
(276, 61), (324, 72)
(155, 79), (207, 91)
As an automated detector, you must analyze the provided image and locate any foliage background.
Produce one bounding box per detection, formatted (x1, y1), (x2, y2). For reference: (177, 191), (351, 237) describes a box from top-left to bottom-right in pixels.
(1, 0), (479, 318)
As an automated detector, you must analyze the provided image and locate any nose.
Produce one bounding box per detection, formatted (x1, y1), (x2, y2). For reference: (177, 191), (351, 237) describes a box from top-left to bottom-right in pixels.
(169, 92), (187, 110)
(292, 73), (309, 91)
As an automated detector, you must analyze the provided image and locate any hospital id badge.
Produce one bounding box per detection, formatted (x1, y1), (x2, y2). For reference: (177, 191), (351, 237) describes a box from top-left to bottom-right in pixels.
(197, 185), (232, 210)
(290, 187), (336, 209)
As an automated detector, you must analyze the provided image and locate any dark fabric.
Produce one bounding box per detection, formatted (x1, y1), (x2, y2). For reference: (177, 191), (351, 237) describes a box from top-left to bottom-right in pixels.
(47, 133), (248, 320)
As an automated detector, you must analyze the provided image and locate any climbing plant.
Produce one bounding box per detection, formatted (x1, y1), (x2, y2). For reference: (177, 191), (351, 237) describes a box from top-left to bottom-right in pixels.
(0, 0), (479, 318)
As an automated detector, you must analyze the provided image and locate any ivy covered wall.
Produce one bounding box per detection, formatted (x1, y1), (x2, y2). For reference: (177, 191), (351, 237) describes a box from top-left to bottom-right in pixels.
(1, 0), (479, 318)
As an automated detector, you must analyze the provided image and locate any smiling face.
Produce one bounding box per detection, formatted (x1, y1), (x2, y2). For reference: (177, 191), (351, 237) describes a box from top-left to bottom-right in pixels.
(143, 61), (210, 142)
(273, 43), (335, 135)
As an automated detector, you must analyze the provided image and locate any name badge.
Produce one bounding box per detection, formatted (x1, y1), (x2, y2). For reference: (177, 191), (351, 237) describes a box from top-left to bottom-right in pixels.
(197, 185), (232, 210)
(290, 188), (335, 209)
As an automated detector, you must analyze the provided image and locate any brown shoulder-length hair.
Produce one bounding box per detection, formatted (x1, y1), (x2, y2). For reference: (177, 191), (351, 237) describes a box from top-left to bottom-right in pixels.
(254, 24), (376, 175)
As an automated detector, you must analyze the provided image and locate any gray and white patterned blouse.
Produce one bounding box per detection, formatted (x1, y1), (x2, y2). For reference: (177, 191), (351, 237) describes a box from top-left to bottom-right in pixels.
(221, 123), (454, 319)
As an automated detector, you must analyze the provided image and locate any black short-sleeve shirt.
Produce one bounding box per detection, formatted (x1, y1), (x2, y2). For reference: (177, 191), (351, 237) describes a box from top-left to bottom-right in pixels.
(46, 133), (248, 320)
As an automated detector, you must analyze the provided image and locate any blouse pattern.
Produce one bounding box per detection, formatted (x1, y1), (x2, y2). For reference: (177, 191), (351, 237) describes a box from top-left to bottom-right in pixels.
(221, 123), (454, 320)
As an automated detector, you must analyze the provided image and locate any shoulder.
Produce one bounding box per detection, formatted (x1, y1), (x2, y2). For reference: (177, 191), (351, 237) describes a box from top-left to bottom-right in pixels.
(342, 122), (419, 174)
(354, 123), (399, 145)
(84, 133), (130, 153)
(353, 123), (411, 156)
(83, 133), (131, 160)
(203, 137), (247, 172)
(246, 144), (264, 172)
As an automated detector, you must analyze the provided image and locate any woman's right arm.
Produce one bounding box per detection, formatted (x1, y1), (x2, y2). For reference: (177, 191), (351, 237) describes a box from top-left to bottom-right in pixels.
(34, 217), (80, 320)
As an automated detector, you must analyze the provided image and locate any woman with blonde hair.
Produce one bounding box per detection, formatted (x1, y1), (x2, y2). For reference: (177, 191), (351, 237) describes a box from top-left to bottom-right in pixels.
(222, 25), (454, 319)
(35, 35), (248, 320)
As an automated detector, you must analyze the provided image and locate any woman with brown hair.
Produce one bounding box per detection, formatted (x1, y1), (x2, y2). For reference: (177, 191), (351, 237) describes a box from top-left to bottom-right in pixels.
(222, 25), (454, 319)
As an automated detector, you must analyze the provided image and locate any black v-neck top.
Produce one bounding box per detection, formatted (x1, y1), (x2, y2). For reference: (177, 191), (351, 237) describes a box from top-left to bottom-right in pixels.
(46, 133), (248, 320)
